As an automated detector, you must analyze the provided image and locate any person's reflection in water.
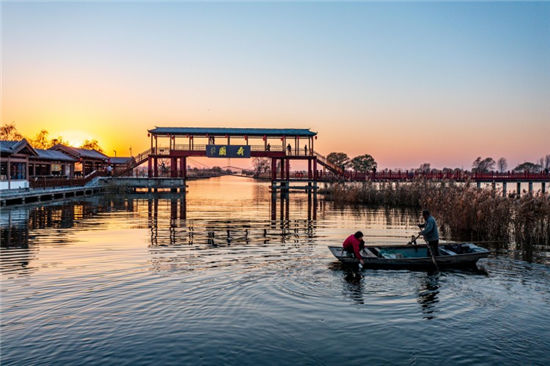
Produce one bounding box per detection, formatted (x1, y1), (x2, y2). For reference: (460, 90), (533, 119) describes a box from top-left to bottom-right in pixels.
(342, 267), (365, 305)
(417, 273), (440, 320)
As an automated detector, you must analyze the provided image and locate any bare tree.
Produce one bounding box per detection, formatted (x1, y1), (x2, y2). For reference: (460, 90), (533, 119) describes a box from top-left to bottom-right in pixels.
(497, 157), (507, 173)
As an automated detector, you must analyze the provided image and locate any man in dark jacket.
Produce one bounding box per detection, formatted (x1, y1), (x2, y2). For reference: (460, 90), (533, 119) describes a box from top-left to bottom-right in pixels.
(419, 210), (439, 256)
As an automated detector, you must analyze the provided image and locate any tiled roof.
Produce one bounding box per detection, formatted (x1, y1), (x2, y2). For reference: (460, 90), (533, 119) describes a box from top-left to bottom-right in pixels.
(109, 157), (134, 164)
(34, 149), (77, 162)
(148, 127), (317, 137)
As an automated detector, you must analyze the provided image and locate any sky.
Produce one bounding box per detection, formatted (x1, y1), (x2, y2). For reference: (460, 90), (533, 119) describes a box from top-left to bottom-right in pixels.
(2, 1), (549, 169)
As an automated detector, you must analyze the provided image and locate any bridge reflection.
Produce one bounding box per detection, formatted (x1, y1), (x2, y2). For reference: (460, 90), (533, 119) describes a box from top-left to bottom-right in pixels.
(0, 191), (319, 274)
(148, 191), (318, 246)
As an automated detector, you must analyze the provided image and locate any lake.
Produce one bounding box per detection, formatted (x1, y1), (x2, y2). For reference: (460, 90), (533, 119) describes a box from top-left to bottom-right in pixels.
(1, 176), (549, 365)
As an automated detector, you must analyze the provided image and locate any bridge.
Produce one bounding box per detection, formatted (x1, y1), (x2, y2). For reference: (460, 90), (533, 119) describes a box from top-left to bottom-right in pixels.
(113, 126), (548, 194)
(116, 127), (343, 192)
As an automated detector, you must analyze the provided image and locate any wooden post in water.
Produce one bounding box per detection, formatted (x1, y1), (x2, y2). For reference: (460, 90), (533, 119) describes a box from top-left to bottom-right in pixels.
(517, 182), (521, 196)
(502, 181), (507, 197)
(542, 181), (546, 194)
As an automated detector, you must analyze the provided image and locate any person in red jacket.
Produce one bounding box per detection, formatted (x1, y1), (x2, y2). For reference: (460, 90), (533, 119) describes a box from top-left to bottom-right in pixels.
(343, 231), (365, 266)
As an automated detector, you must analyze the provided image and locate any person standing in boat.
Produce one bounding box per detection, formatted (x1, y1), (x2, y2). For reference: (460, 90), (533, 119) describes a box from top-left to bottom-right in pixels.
(343, 231), (365, 266)
(419, 210), (440, 256)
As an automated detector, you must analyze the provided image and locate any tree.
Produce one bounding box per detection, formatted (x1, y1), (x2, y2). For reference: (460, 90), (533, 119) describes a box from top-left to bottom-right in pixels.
(29, 129), (70, 149)
(50, 136), (69, 147)
(545, 154), (550, 171)
(252, 158), (270, 177)
(81, 139), (103, 152)
(327, 152), (350, 169)
(513, 162), (542, 173)
(350, 154), (377, 173)
(472, 157), (496, 173)
(31, 130), (50, 149)
(497, 157), (507, 173)
(418, 163), (431, 173)
(0, 123), (23, 140)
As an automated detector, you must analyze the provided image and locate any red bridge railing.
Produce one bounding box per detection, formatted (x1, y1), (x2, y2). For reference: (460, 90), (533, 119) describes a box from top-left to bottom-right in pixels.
(289, 170), (550, 182)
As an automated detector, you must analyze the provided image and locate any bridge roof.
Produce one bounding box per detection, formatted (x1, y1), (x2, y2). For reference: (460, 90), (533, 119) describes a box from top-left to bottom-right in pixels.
(148, 127), (317, 137)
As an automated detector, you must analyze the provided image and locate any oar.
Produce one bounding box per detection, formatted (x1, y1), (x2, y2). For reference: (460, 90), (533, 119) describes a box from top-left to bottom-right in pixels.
(424, 238), (439, 272)
(407, 233), (439, 271)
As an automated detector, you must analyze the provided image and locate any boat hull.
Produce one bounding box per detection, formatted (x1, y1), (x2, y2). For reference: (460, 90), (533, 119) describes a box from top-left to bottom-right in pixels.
(329, 244), (490, 269)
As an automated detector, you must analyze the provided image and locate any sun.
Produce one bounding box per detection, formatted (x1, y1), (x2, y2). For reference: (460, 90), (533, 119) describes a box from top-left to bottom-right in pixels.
(56, 130), (92, 147)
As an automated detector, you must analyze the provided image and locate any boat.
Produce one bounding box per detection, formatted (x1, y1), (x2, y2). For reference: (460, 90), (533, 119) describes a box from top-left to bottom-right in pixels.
(328, 243), (490, 269)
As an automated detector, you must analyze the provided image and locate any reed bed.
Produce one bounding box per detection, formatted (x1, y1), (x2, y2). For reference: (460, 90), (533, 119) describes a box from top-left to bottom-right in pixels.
(322, 181), (550, 245)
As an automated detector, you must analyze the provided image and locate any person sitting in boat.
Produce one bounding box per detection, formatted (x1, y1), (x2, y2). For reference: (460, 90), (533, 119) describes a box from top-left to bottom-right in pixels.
(418, 210), (440, 256)
(343, 231), (365, 266)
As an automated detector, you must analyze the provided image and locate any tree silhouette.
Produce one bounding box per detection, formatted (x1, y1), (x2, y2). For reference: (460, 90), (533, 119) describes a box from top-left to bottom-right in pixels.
(0, 123), (23, 140)
(497, 157), (507, 173)
(350, 154), (377, 173)
(80, 139), (103, 152)
(327, 152), (350, 169)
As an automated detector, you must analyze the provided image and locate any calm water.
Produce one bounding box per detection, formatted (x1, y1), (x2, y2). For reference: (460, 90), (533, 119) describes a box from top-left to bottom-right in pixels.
(1, 176), (549, 365)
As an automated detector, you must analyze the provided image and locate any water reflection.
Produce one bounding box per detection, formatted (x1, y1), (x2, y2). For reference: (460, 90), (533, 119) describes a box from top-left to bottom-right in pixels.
(417, 273), (440, 320)
(342, 268), (365, 305)
(2, 177), (550, 365)
(146, 190), (318, 247)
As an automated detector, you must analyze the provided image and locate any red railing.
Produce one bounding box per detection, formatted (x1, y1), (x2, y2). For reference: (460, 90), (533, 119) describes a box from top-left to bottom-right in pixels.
(29, 170), (106, 189)
(289, 170), (550, 182)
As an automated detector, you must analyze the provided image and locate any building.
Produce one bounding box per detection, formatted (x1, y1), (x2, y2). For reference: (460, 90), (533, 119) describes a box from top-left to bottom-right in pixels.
(108, 157), (136, 176)
(0, 139), (36, 189)
(31, 149), (77, 178)
(50, 145), (109, 176)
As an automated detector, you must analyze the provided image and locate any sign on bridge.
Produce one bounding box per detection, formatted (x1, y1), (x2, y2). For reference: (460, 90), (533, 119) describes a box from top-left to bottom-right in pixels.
(206, 145), (251, 158)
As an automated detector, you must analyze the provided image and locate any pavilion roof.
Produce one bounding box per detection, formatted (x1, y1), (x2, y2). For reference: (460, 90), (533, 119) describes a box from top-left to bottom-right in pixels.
(148, 127), (317, 137)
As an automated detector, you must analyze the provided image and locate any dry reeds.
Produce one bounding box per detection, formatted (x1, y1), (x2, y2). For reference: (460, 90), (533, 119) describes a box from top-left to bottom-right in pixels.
(322, 180), (550, 245)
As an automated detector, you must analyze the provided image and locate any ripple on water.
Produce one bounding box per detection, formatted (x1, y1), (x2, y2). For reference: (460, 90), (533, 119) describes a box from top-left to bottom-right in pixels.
(1, 178), (550, 365)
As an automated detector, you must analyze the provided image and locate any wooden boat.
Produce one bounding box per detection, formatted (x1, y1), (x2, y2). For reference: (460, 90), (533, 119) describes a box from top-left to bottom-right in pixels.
(328, 243), (490, 269)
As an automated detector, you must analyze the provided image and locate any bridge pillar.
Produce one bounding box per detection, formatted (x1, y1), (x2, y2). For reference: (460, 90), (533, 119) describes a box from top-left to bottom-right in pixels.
(285, 159), (290, 181)
(153, 157), (158, 177)
(280, 158), (285, 181)
(491, 181), (496, 190)
(313, 158), (318, 181)
(502, 182), (507, 197)
(542, 181), (546, 194)
(182, 156), (187, 180)
(148, 157), (152, 178)
(171, 157), (177, 178)
(517, 182), (521, 196)
(308, 158), (312, 180)
(528, 181), (533, 194)
(271, 158), (276, 182)
(476, 181), (481, 189)
(179, 157), (185, 178)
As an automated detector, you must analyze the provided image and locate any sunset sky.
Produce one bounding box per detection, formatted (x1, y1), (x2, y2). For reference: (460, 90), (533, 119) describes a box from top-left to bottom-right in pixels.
(2, 1), (549, 169)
